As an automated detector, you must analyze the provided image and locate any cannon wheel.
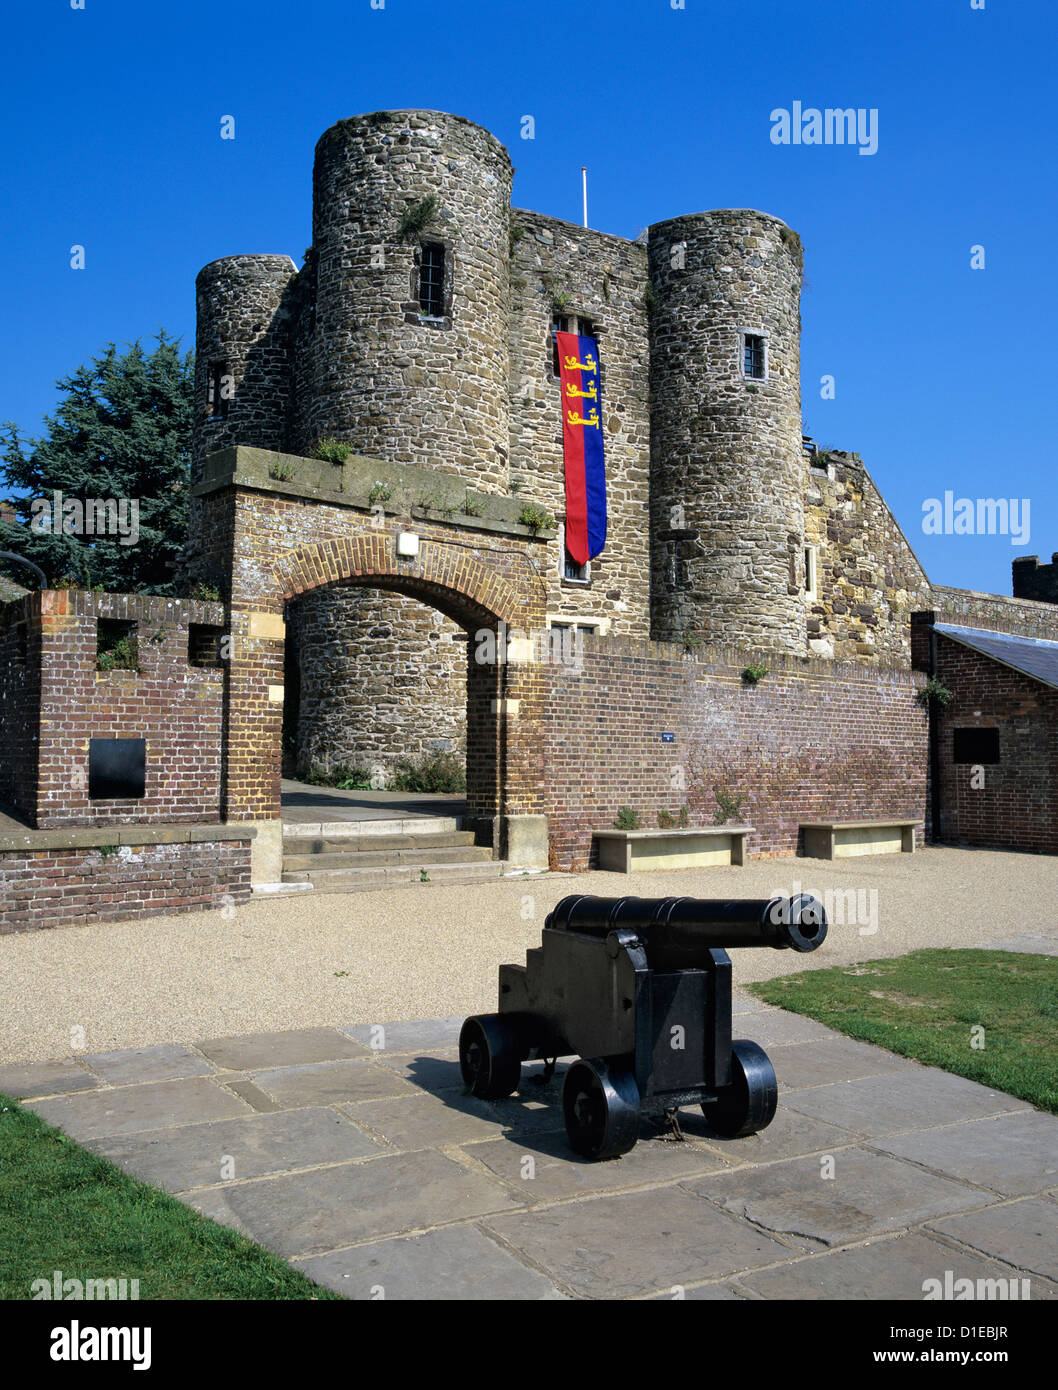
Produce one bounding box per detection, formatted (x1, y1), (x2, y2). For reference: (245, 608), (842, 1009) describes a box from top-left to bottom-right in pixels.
(703, 1039), (778, 1137)
(562, 1057), (641, 1160)
(459, 1014), (522, 1099)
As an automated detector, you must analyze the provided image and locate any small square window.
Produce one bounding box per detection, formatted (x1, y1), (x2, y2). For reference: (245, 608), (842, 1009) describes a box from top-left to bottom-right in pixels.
(419, 243), (445, 317)
(743, 334), (766, 380)
(559, 527), (590, 583)
(953, 728), (1000, 764)
(188, 623), (225, 669)
(89, 737), (146, 800)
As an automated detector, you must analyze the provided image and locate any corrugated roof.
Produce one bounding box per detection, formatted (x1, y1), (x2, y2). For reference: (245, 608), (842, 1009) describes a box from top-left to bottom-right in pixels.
(934, 623), (1058, 691)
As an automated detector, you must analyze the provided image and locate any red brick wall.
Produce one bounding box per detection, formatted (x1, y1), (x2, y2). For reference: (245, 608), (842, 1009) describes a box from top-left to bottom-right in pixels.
(0, 837), (252, 933)
(543, 637), (928, 870)
(32, 591), (226, 829)
(932, 635), (1058, 854)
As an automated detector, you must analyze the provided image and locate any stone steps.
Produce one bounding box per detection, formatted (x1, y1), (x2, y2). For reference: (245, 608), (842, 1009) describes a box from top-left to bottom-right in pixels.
(284, 860), (511, 892)
(280, 815), (502, 891)
(282, 830), (478, 857)
(282, 816), (462, 840)
(283, 844), (495, 871)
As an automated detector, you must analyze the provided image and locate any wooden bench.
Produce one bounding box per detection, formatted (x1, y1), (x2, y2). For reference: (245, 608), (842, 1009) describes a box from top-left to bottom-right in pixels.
(594, 825), (754, 873)
(800, 819), (922, 860)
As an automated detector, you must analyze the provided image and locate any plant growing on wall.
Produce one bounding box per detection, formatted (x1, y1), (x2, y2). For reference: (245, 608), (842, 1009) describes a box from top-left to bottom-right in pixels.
(190, 581), (222, 602)
(657, 809), (676, 829)
(918, 676), (954, 709)
(742, 662), (769, 684)
(268, 461), (297, 482)
(368, 481), (393, 504)
(519, 501), (555, 533)
(678, 805), (690, 828)
(312, 437), (352, 465)
(713, 788), (746, 825)
(462, 489), (483, 517)
(614, 807), (641, 830)
(398, 195), (439, 239)
(97, 635), (139, 674)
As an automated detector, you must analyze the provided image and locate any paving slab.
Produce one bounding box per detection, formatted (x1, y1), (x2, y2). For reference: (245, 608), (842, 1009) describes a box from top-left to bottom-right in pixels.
(870, 1112), (1058, 1197)
(765, 1036), (921, 1092)
(219, 1078), (285, 1113)
(194, 1027), (370, 1071)
(688, 1148), (999, 1247)
(28, 1077), (253, 1142)
(728, 1010), (835, 1047)
(467, 1126), (727, 1205)
(85, 1107), (384, 1192)
(188, 1149), (518, 1257)
(0, 1057), (99, 1099)
(83, 1043), (215, 1086)
(483, 1185), (796, 1299)
(730, 993), (773, 1016)
(782, 1069), (1029, 1138)
(293, 1224), (567, 1300)
(927, 1199), (1058, 1282)
(339, 1018), (465, 1053)
(680, 1102), (862, 1164)
(250, 1058), (419, 1108)
(340, 1090), (503, 1150)
(371, 1049), (464, 1092)
(739, 1232), (1058, 1300)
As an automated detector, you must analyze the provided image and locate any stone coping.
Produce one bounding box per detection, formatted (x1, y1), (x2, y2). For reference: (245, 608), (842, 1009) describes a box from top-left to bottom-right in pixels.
(594, 825), (754, 840)
(799, 820), (922, 831)
(0, 823), (257, 853)
(193, 446), (557, 543)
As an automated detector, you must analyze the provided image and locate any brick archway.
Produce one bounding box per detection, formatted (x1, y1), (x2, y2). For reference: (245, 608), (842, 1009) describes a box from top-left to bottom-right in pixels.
(198, 449), (551, 879)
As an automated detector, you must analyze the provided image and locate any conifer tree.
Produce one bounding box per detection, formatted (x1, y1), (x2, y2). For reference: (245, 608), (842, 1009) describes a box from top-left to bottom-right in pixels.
(0, 332), (193, 593)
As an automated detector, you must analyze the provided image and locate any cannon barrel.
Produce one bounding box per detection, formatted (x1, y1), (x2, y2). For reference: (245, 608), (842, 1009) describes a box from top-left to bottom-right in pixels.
(544, 894), (827, 957)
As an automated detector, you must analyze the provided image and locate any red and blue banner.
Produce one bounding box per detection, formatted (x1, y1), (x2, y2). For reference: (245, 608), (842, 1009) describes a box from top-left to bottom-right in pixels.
(557, 330), (607, 565)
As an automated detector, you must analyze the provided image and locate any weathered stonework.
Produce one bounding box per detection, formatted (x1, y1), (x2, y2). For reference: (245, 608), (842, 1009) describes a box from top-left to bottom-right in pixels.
(803, 450), (932, 664)
(648, 211), (806, 654)
(287, 585), (466, 777)
(509, 209), (651, 638)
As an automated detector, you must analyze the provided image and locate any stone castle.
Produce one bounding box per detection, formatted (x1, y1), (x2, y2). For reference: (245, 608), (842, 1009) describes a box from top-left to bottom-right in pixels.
(192, 108), (932, 778)
(3, 106), (1057, 932)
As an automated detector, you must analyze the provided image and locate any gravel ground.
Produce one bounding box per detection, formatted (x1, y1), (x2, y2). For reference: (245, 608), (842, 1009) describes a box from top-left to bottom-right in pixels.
(1, 846), (1056, 1064)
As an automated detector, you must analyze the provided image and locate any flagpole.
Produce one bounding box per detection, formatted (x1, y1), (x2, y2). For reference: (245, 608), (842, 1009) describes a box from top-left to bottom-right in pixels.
(582, 167), (588, 228)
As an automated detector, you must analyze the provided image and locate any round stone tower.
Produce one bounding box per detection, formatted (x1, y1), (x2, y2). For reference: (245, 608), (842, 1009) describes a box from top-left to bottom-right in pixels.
(647, 211), (806, 653)
(295, 109), (513, 492)
(191, 253), (298, 561)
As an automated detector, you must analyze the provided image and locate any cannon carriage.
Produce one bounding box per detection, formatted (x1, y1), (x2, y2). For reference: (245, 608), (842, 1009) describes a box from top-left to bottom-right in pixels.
(460, 893), (828, 1159)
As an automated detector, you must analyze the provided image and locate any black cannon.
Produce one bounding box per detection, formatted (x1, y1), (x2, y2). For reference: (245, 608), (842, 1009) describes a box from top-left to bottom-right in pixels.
(460, 894), (827, 1159)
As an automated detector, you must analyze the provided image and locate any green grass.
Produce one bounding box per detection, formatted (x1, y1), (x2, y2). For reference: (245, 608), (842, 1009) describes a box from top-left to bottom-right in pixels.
(0, 1095), (343, 1300)
(748, 949), (1058, 1114)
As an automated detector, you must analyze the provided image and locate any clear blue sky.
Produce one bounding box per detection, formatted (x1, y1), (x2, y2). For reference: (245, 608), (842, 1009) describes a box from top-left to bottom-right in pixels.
(2, 0), (1055, 596)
